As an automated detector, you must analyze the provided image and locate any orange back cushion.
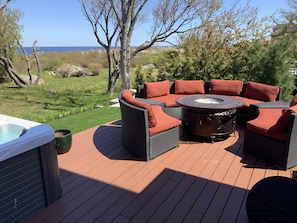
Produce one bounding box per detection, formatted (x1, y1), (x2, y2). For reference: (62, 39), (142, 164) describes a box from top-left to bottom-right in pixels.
(209, 79), (243, 96)
(144, 80), (170, 98)
(275, 104), (297, 132)
(244, 82), (280, 102)
(174, 80), (205, 94)
(121, 90), (157, 127)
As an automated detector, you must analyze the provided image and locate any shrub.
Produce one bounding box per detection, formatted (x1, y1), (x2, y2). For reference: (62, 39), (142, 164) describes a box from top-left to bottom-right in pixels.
(248, 38), (296, 102)
(0, 66), (10, 83)
(87, 62), (103, 76)
(133, 65), (145, 87)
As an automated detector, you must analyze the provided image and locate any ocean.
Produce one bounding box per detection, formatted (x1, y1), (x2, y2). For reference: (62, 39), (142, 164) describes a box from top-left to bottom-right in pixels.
(19, 45), (171, 54)
(18, 46), (104, 54)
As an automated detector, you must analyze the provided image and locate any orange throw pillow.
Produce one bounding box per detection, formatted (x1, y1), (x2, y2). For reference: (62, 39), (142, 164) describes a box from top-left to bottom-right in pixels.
(174, 80), (205, 94)
(244, 82), (280, 102)
(144, 80), (170, 98)
(121, 90), (157, 127)
(275, 104), (297, 132)
(209, 79), (243, 96)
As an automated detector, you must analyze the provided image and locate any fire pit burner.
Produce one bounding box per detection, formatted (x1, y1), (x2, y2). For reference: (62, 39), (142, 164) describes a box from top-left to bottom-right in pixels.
(195, 97), (223, 104)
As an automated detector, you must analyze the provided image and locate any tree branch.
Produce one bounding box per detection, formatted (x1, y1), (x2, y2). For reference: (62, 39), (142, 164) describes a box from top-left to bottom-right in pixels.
(33, 40), (42, 85)
(18, 40), (33, 85)
(0, 0), (12, 11)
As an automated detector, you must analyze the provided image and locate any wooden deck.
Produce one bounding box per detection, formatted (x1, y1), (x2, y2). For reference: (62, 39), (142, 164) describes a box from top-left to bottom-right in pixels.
(26, 120), (296, 223)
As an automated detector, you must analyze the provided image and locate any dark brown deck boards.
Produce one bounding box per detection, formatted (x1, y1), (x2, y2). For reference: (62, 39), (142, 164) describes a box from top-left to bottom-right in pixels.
(25, 120), (297, 222)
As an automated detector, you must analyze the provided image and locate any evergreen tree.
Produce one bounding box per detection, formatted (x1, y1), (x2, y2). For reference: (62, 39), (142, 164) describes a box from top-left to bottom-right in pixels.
(249, 37), (295, 101)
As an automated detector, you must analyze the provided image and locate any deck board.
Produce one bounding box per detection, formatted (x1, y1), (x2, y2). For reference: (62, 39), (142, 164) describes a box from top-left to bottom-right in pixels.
(25, 120), (297, 222)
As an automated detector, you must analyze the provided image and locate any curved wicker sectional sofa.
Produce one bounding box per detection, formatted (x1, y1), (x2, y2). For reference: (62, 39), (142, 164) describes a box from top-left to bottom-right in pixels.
(244, 96), (297, 170)
(136, 79), (282, 120)
(133, 79), (297, 169)
(118, 89), (181, 161)
(118, 79), (297, 169)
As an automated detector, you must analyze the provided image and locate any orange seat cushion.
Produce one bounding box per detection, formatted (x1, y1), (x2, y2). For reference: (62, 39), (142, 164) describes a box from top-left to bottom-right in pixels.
(246, 108), (287, 141)
(209, 79), (243, 96)
(174, 80), (205, 94)
(144, 80), (170, 98)
(149, 105), (181, 136)
(149, 94), (184, 107)
(121, 90), (157, 127)
(244, 81), (280, 102)
(231, 96), (263, 109)
(275, 104), (297, 132)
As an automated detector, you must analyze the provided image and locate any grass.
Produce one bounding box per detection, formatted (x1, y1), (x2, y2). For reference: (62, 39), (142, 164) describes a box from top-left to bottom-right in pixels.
(47, 107), (120, 134)
(0, 69), (122, 133)
(0, 48), (167, 133)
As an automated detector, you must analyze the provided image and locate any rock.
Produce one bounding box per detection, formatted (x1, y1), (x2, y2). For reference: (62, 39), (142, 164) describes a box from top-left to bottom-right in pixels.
(56, 63), (87, 77)
(19, 75), (44, 85)
(142, 64), (155, 70)
(46, 89), (56, 94)
(48, 71), (58, 76)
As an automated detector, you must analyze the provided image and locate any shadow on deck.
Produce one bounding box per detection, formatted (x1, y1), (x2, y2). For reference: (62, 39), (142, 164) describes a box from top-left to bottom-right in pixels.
(26, 121), (296, 222)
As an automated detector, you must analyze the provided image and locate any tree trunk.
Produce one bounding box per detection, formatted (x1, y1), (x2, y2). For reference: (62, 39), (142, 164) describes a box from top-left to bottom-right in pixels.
(106, 47), (120, 94)
(18, 41), (33, 85)
(33, 41), (42, 85)
(0, 55), (28, 87)
(120, 25), (131, 89)
(106, 48), (113, 93)
(120, 45), (131, 90)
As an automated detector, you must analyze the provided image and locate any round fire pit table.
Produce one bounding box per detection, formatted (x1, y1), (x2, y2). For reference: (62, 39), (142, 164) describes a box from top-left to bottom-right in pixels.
(176, 94), (244, 141)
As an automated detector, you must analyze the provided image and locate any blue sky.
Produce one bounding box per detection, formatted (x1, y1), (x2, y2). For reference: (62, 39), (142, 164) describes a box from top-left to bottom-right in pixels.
(9, 0), (288, 47)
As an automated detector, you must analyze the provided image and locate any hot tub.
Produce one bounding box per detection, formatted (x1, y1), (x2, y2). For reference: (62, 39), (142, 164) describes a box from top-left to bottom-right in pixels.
(0, 114), (61, 223)
(0, 122), (26, 145)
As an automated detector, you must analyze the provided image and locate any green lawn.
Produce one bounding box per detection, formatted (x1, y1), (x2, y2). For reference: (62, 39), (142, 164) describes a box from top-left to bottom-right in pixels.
(47, 107), (121, 134)
(0, 70), (122, 134)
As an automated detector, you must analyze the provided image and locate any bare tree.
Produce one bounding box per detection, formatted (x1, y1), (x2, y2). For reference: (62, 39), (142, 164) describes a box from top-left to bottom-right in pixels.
(80, 0), (120, 93)
(0, 0), (41, 87)
(277, 0), (297, 51)
(79, 0), (221, 93)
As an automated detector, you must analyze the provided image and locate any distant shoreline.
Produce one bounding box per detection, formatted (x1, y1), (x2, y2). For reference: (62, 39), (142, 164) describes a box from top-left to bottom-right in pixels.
(18, 45), (171, 54)
(18, 46), (104, 54)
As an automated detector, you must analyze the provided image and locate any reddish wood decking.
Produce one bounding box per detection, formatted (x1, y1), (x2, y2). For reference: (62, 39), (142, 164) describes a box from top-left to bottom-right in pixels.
(26, 120), (296, 222)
